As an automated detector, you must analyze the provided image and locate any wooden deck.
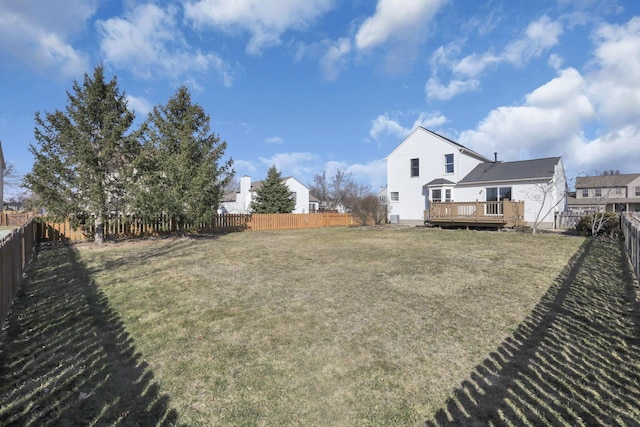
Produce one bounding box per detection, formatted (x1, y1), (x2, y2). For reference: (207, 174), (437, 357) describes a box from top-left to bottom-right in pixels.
(424, 201), (525, 228)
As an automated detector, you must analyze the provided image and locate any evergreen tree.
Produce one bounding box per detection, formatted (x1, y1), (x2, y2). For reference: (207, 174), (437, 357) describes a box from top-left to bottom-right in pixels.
(133, 86), (233, 229)
(250, 166), (295, 213)
(24, 66), (137, 243)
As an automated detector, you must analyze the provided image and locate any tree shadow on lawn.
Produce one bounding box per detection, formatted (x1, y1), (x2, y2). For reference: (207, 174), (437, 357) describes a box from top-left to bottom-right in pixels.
(427, 237), (640, 426)
(0, 243), (181, 426)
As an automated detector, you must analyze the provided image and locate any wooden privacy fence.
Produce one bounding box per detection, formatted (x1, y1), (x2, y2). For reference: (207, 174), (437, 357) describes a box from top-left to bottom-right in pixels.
(621, 213), (640, 282)
(1, 211), (35, 227)
(38, 212), (357, 242)
(1, 220), (37, 332)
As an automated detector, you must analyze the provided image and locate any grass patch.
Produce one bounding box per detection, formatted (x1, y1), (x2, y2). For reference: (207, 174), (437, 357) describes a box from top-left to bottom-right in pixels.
(2, 227), (638, 425)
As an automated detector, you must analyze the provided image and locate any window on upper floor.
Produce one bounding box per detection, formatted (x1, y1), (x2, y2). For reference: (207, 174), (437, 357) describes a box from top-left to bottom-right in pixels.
(444, 153), (454, 174)
(582, 188), (589, 198)
(636, 186), (640, 196)
(615, 186), (623, 196)
(595, 188), (602, 197)
(410, 158), (419, 177)
(390, 192), (399, 202)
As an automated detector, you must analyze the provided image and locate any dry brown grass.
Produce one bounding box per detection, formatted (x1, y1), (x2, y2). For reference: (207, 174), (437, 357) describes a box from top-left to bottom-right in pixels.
(2, 227), (637, 425)
(79, 227), (585, 425)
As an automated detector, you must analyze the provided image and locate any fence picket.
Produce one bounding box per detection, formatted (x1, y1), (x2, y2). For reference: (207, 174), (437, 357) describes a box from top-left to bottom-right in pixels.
(621, 213), (640, 282)
(1, 220), (38, 332)
(36, 212), (357, 242)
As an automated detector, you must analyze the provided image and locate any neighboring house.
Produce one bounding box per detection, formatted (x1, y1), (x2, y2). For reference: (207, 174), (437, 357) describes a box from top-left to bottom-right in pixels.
(455, 157), (566, 228)
(386, 127), (492, 223)
(221, 175), (312, 214)
(308, 193), (320, 213)
(0, 141), (5, 208)
(567, 173), (640, 214)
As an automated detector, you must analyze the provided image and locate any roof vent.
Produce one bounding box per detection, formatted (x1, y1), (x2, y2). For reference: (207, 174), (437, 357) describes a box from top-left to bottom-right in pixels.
(494, 152), (498, 162)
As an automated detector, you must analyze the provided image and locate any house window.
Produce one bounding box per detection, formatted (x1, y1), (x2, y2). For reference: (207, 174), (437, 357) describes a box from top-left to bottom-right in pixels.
(636, 187), (640, 197)
(432, 189), (442, 202)
(486, 187), (512, 201)
(390, 192), (399, 202)
(444, 153), (454, 174)
(410, 158), (419, 177)
(615, 187), (622, 196)
(445, 189), (452, 202)
(595, 188), (602, 197)
(290, 192), (297, 202)
(582, 188), (588, 198)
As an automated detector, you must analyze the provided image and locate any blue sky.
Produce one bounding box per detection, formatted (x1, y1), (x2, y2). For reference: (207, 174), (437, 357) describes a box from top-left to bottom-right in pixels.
(2, 0), (640, 199)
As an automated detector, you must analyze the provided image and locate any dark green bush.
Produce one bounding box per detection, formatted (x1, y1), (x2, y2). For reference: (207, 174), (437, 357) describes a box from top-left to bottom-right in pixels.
(576, 212), (620, 237)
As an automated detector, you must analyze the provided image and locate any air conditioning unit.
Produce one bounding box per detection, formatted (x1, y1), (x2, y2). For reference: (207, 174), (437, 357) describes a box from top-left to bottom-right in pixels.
(390, 215), (400, 224)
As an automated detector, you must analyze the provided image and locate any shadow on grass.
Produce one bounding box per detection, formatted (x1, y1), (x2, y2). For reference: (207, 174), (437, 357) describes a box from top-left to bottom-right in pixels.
(0, 243), (181, 426)
(427, 237), (640, 426)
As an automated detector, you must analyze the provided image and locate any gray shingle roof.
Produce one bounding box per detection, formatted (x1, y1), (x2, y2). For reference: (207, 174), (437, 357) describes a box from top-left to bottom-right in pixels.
(458, 157), (561, 184)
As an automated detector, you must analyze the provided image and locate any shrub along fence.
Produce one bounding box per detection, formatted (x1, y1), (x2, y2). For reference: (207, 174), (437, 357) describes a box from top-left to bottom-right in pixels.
(0, 219), (37, 331)
(37, 212), (358, 242)
(621, 213), (640, 282)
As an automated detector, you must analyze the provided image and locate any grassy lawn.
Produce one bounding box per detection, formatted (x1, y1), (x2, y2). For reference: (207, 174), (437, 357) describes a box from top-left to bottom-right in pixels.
(1, 227), (638, 425)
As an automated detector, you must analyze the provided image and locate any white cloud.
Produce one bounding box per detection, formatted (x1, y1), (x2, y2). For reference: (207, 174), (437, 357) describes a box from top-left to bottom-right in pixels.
(233, 159), (257, 173)
(126, 94), (153, 117)
(370, 112), (447, 142)
(370, 114), (411, 142)
(452, 52), (500, 78)
(502, 16), (563, 66)
(266, 136), (284, 144)
(343, 159), (388, 190)
(320, 37), (351, 81)
(459, 67), (595, 161)
(456, 16), (640, 175)
(587, 16), (640, 128)
(320, 159), (387, 190)
(572, 125), (640, 173)
(426, 77), (480, 101)
(354, 0), (446, 50)
(258, 152), (321, 178)
(0, 0), (94, 78)
(185, 0), (333, 55)
(98, 4), (235, 85)
(430, 15), (563, 99)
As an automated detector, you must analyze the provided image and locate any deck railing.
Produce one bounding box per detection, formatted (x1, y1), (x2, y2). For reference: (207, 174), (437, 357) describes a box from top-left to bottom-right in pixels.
(425, 201), (525, 228)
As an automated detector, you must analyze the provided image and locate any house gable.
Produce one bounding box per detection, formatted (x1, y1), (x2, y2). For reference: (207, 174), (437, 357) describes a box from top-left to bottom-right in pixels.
(385, 127), (491, 222)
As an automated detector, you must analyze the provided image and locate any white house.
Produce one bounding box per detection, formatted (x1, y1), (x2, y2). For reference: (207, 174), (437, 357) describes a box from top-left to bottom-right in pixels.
(455, 157), (567, 228)
(386, 127), (567, 228)
(386, 127), (491, 223)
(221, 175), (312, 214)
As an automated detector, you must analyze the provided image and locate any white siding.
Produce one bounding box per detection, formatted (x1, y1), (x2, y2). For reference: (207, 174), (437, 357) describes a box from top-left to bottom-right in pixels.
(386, 128), (487, 222)
(284, 177), (310, 214)
(454, 159), (566, 228)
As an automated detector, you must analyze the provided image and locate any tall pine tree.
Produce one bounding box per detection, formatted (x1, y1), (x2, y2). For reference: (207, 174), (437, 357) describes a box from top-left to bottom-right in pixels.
(24, 66), (137, 243)
(250, 165), (295, 213)
(133, 86), (234, 230)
